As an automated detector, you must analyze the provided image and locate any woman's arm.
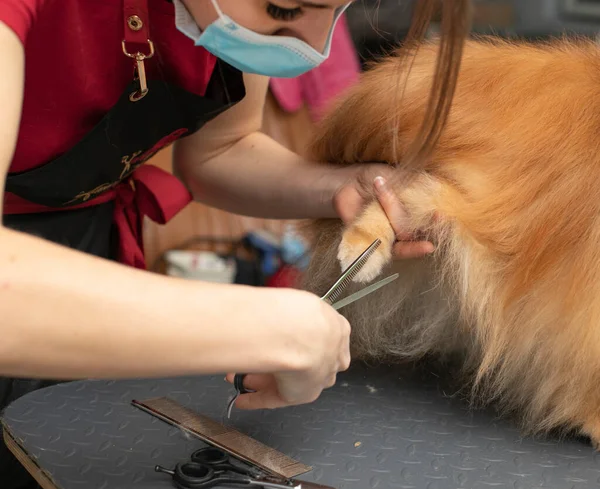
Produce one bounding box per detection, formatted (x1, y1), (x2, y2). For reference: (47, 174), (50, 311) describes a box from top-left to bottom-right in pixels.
(177, 130), (356, 219)
(173, 72), (367, 219)
(0, 23), (347, 388)
(0, 227), (295, 379)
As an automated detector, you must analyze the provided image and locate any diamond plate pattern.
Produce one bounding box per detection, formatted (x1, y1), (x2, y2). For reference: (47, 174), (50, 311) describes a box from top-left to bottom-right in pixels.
(2, 362), (600, 489)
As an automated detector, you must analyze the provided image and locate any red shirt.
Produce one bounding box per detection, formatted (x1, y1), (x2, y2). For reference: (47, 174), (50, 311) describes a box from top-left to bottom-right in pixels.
(0, 0), (218, 267)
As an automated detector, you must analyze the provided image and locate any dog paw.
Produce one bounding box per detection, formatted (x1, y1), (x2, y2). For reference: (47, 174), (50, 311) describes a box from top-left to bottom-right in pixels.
(582, 422), (600, 451)
(337, 226), (393, 283)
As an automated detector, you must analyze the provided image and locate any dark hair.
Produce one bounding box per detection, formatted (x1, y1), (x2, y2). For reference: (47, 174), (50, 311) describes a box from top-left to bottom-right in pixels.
(394, 0), (473, 169)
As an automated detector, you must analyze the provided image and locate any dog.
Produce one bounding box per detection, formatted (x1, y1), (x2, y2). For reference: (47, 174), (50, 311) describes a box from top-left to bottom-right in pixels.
(301, 35), (600, 447)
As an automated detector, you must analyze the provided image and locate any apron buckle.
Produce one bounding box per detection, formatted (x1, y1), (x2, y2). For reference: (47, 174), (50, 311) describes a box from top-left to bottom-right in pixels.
(122, 0), (154, 102)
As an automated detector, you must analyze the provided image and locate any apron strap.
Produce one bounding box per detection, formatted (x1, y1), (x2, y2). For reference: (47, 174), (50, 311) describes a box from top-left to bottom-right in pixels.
(123, 0), (151, 48)
(122, 0), (155, 102)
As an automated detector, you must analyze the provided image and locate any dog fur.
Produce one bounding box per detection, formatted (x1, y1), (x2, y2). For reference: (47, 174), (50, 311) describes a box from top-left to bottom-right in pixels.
(301, 36), (600, 446)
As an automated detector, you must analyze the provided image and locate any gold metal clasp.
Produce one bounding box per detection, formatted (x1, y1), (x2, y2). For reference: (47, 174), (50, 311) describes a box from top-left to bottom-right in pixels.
(131, 53), (149, 102)
(121, 40), (155, 102)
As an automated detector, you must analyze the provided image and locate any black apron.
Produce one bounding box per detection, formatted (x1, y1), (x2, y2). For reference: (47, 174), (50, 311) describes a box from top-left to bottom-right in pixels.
(0, 15), (246, 488)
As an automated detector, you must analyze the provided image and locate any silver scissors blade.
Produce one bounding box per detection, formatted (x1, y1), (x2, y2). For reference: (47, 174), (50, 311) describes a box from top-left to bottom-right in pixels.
(321, 238), (381, 305)
(330, 273), (399, 311)
(226, 394), (237, 419)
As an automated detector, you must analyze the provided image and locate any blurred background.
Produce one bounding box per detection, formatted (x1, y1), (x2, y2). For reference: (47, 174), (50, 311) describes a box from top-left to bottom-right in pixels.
(143, 0), (600, 286)
(347, 0), (600, 67)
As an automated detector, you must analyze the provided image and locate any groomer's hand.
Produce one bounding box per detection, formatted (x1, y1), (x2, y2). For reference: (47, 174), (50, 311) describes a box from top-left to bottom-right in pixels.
(225, 289), (351, 410)
(332, 164), (435, 259)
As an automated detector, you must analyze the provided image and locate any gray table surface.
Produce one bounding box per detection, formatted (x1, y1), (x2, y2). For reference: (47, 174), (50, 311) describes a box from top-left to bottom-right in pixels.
(2, 361), (600, 489)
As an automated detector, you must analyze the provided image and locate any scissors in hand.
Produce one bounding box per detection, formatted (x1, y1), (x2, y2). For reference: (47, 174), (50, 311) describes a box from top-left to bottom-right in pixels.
(155, 446), (300, 489)
(319, 238), (398, 310)
(227, 238), (399, 417)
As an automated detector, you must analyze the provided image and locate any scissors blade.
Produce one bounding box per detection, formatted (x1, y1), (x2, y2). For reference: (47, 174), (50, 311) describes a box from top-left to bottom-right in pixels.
(321, 239), (381, 304)
(226, 394), (238, 419)
(330, 273), (399, 311)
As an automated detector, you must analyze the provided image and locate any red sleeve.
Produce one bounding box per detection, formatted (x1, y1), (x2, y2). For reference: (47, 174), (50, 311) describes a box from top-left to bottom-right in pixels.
(0, 0), (45, 44)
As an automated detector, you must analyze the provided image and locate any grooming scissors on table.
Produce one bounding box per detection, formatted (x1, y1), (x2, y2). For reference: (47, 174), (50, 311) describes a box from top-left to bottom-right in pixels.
(155, 446), (331, 489)
(227, 238), (399, 418)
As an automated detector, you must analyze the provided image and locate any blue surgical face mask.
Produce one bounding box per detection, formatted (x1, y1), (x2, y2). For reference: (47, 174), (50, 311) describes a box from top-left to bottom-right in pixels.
(173, 0), (351, 78)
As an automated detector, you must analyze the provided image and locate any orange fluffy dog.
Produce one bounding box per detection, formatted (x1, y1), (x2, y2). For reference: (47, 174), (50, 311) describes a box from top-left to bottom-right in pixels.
(301, 36), (600, 447)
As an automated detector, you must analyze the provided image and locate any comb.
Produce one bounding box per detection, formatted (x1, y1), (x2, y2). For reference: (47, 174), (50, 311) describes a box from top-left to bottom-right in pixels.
(131, 397), (312, 480)
(321, 238), (381, 305)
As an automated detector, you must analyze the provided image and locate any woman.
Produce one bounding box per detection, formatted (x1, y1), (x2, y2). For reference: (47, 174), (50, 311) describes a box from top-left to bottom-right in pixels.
(0, 0), (469, 487)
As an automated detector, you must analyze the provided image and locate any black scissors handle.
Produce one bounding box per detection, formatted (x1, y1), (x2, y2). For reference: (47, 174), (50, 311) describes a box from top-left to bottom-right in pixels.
(191, 447), (229, 465)
(234, 374), (253, 394)
(155, 462), (295, 489)
(227, 374), (256, 419)
(155, 462), (219, 489)
(191, 447), (255, 477)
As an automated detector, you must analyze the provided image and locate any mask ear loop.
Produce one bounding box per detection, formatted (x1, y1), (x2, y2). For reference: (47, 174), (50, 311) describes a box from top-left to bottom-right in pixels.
(321, 3), (351, 57)
(209, 0), (226, 19)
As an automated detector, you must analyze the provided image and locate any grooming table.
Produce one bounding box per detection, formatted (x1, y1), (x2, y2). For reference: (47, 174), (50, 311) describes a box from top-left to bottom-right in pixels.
(1, 362), (599, 489)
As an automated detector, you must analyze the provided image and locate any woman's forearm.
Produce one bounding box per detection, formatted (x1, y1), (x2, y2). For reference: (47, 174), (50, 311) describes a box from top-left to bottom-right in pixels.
(0, 227), (294, 380)
(174, 131), (356, 219)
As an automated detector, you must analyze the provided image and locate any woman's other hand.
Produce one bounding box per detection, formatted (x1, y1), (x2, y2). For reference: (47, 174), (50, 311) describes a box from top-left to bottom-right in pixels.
(333, 164), (435, 259)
